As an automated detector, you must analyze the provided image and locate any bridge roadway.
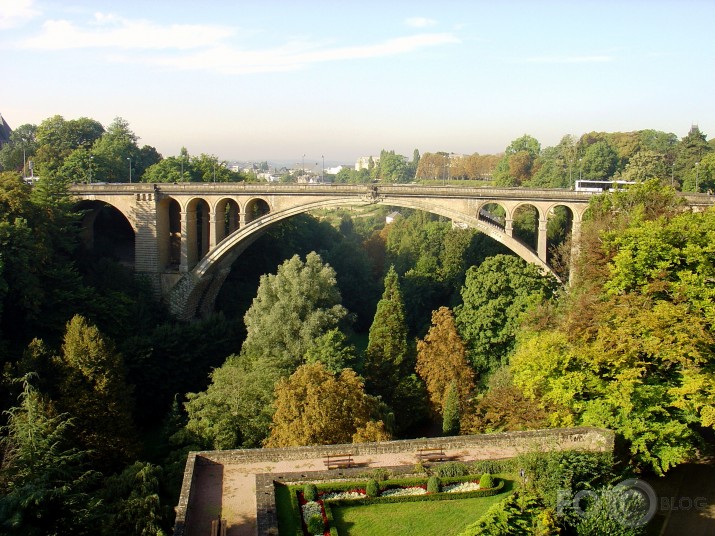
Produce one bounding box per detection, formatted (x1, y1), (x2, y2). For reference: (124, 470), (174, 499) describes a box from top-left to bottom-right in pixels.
(69, 182), (713, 320)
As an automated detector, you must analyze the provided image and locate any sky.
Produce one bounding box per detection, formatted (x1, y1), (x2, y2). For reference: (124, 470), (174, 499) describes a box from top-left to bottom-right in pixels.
(2, 0), (714, 165)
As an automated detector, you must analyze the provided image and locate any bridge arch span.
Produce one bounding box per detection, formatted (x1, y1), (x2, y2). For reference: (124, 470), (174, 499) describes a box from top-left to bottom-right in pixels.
(172, 195), (557, 320)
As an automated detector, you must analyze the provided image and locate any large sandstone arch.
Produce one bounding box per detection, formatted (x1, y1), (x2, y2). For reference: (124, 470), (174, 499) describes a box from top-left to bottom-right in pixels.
(170, 196), (565, 320)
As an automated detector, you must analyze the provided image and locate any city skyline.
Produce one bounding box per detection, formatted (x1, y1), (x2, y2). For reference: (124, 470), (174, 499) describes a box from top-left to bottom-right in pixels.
(2, 0), (714, 163)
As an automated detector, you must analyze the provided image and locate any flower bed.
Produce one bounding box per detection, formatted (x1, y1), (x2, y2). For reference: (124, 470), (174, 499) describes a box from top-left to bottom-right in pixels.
(380, 486), (427, 497)
(443, 481), (481, 493)
(320, 490), (366, 501)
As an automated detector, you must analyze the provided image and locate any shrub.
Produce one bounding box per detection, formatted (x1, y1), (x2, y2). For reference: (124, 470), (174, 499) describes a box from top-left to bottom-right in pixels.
(303, 483), (318, 502)
(480, 473), (494, 489)
(366, 479), (380, 498)
(368, 468), (390, 481)
(435, 462), (469, 478)
(427, 475), (441, 493)
(306, 513), (324, 535)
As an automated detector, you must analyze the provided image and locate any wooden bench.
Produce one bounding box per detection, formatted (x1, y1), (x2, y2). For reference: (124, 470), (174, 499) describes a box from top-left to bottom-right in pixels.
(416, 447), (446, 462)
(323, 453), (353, 469)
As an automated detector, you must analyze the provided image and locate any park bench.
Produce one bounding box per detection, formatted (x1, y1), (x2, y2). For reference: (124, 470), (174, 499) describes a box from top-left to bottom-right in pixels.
(323, 453), (353, 469)
(416, 447), (446, 462)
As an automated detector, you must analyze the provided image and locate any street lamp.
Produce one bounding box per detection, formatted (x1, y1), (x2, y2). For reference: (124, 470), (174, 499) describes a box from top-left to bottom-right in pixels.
(302, 154), (305, 177)
(180, 156), (184, 181)
(578, 158), (583, 183)
(322, 155), (324, 183)
(88, 155), (94, 184)
(127, 157), (132, 183)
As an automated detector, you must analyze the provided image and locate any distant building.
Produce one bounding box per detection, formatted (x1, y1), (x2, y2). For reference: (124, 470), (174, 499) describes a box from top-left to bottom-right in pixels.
(355, 156), (379, 171)
(0, 113), (12, 147)
(386, 211), (402, 224)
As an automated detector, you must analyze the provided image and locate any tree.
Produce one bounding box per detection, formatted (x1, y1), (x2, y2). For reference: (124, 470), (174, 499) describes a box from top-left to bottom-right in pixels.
(53, 315), (138, 470)
(441, 381), (460, 435)
(512, 183), (715, 474)
(184, 354), (282, 449)
(240, 252), (348, 371)
(265, 362), (388, 447)
(98, 462), (167, 536)
(303, 328), (357, 373)
(415, 307), (475, 414)
(364, 266), (409, 403)
(455, 255), (559, 374)
(0, 376), (99, 535)
(581, 140), (618, 181)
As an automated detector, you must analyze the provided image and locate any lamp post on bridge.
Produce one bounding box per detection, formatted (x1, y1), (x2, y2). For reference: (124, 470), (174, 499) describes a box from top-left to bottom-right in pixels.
(88, 155), (94, 184)
(322, 155), (324, 183)
(127, 157), (132, 183)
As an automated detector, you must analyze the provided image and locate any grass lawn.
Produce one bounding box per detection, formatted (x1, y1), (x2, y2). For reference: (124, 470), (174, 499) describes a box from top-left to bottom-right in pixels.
(330, 483), (513, 536)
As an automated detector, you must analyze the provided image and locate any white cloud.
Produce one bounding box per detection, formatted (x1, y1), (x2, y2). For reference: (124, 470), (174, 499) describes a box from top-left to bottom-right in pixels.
(405, 17), (437, 28)
(0, 0), (41, 29)
(525, 55), (613, 64)
(135, 33), (461, 75)
(20, 12), (234, 50)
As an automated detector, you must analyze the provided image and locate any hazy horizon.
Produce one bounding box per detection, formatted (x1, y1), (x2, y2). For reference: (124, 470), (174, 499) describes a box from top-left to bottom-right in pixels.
(3, 0), (713, 162)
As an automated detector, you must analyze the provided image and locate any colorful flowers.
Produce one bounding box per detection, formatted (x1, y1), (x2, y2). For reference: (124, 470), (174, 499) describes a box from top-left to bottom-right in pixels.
(443, 481), (481, 493)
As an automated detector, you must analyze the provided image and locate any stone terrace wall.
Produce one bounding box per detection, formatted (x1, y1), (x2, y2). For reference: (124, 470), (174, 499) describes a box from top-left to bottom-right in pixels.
(173, 426), (613, 535)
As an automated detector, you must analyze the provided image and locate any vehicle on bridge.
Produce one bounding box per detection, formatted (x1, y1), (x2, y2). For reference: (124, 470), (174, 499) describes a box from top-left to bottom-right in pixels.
(575, 180), (636, 193)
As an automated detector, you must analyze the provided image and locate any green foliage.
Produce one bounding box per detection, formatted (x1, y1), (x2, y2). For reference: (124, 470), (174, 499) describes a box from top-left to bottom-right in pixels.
(479, 473), (494, 489)
(455, 254), (559, 374)
(98, 462), (167, 536)
(456, 491), (558, 536)
(185, 353), (281, 449)
(427, 475), (441, 493)
(303, 483), (318, 502)
(307, 513), (325, 535)
(53, 315), (138, 470)
(435, 462), (470, 478)
(442, 381), (460, 435)
(364, 266), (409, 403)
(0, 376), (100, 535)
(574, 486), (646, 536)
(366, 479), (380, 498)
(303, 328), (356, 373)
(241, 252), (348, 371)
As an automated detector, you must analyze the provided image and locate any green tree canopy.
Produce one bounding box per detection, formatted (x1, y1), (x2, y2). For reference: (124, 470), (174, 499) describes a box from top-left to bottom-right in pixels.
(240, 252), (348, 371)
(364, 266), (409, 403)
(455, 254), (559, 375)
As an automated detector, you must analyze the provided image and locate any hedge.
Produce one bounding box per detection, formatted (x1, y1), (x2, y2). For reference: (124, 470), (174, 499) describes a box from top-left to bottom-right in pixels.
(325, 479), (505, 507)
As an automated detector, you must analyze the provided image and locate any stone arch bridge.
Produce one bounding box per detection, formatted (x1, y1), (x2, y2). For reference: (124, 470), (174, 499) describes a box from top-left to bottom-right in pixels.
(68, 183), (712, 320)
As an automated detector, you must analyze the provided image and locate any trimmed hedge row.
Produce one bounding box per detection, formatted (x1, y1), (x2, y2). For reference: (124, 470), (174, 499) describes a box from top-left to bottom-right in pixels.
(302, 472), (497, 495)
(325, 479), (505, 507)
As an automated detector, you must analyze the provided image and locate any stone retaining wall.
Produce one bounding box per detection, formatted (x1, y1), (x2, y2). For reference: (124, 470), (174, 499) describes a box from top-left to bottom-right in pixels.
(173, 426), (612, 535)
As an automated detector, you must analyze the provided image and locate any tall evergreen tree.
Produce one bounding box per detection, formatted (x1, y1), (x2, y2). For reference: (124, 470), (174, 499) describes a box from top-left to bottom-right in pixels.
(364, 266), (408, 404)
(416, 306), (475, 413)
(0, 376), (99, 535)
(53, 315), (138, 471)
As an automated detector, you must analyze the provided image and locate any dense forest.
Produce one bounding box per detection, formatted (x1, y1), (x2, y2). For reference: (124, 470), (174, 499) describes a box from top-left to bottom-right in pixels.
(0, 116), (714, 534)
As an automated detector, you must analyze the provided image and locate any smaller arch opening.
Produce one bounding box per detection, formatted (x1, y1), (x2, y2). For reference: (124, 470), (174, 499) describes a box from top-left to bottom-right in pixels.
(512, 204), (539, 251)
(245, 198), (270, 224)
(478, 202), (506, 231)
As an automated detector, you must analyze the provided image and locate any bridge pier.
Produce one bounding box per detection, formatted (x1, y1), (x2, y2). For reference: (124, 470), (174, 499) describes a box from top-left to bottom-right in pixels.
(537, 217), (548, 262)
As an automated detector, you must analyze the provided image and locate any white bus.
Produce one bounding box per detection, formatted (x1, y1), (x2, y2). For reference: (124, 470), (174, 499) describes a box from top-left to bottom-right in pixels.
(574, 180), (636, 193)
